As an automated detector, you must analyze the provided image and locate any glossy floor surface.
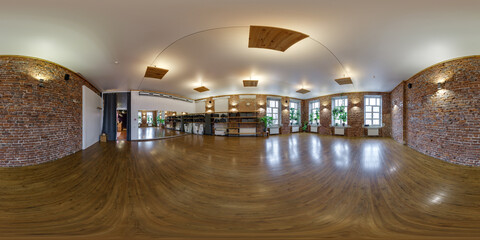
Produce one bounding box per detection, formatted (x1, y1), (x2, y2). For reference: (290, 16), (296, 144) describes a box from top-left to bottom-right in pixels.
(0, 134), (479, 239)
(137, 127), (185, 140)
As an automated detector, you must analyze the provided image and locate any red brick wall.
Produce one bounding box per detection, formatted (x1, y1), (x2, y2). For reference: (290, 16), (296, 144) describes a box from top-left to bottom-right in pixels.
(403, 56), (480, 166)
(303, 92), (391, 137)
(280, 96), (290, 134)
(0, 56), (100, 167)
(390, 82), (405, 144)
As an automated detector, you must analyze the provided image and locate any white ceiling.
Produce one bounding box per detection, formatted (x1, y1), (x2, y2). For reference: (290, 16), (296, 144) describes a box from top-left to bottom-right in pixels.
(1, 0), (479, 99)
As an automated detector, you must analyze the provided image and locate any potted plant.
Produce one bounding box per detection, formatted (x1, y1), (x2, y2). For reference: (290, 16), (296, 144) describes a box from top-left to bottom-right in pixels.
(302, 121), (308, 132)
(315, 109), (320, 125)
(259, 116), (273, 134)
(289, 108), (295, 125)
(159, 118), (165, 128)
(332, 106), (347, 126)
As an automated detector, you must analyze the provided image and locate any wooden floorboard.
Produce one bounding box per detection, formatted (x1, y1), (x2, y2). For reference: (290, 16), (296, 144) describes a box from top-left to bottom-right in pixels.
(0, 133), (479, 239)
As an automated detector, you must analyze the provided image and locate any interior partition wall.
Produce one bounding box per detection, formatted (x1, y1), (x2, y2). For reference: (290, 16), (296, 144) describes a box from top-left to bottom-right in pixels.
(102, 93), (117, 141)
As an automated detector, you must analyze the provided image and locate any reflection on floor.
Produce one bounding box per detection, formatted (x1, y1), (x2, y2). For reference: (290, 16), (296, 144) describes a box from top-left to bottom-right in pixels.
(116, 130), (127, 140)
(0, 134), (479, 239)
(137, 127), (185, 140)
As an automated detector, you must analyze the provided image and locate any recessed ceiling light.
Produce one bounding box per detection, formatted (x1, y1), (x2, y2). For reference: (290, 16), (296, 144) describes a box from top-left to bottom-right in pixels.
(114, 60), (119, 64)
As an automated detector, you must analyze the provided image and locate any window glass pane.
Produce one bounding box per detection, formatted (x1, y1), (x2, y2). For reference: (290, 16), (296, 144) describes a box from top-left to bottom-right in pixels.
(273, 109), (278, 113)
(373, 113), (380, 119)
(366, 120), (372, 125)
(366, 106), (372, 112)
(373, 106), (380, 112)
(377, 98), (381, 105)
(373, 120), (380, 125)
(267, 108), (271, 113)
(366, 113), (372, 119)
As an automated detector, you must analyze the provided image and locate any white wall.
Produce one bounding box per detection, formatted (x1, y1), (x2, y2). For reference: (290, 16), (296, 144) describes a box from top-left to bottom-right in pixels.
(82, 86), (103, 149)
(131, 91), (195, 140)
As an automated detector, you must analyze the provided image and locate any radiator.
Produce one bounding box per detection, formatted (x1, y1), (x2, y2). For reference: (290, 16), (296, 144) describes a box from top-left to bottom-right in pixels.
(270, 127), (280, 135)
(292, 126), (299, 133)
(367, 128), (379, 136)
(311, 126), (318, 133)
(334, 127), (344, 135)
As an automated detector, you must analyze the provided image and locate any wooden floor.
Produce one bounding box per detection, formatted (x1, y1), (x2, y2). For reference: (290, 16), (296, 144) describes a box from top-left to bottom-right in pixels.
(0, 133), (479, 240)
(137, 127), (186, 140)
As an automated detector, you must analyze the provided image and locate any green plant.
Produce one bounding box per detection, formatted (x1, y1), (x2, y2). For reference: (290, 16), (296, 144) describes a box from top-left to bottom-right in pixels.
(259, 116), (273, 131)
(289, 108), (296, 124)
(309, 113), (314, 124)
(332, 106), (347, 125)
(302, 121), (308, 132)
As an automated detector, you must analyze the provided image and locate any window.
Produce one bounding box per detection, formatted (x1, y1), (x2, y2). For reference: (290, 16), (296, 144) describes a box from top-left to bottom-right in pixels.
(332, 96), (348, 126)
(364, 95), (382, 126)
(289, 100), (301, 126)
(138, 112), (142, 125)
(309, 100), (320, 125)
(266, 98), (281, 126)
(146, 112), (153, 125)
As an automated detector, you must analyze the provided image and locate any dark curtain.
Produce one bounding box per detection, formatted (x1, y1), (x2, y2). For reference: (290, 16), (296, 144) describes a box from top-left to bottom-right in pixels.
(126, 92), (132, 141)
(102, 93), (117, 141)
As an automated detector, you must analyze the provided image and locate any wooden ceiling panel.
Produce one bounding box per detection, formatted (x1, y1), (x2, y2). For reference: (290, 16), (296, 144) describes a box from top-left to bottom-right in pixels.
(249, 26), (309, 52)
(335, 77), (353, 85)
(193, 86), (210, 92)
(144, 66), (169, 79)
(296, 88), (310, 94)
(243, 80), (258, 87)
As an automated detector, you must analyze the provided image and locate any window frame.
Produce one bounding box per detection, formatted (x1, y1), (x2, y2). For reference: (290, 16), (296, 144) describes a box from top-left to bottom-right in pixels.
(308, 100), (320, 126)
(331, 96), (348, 126)
(266, 98), (281, 127)
(289, 100), (301, 126)
(364, 95), (382, 127)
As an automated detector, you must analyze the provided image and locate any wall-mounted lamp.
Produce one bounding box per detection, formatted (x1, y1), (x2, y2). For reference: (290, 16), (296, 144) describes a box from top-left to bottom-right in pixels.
(437, 82), (443, 90)
(408, 83), (413, 89)
(38, 79), (45, 88)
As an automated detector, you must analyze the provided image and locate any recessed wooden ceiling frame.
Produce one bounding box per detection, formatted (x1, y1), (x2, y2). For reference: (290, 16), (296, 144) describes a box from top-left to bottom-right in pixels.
(248, 25), (309, 52)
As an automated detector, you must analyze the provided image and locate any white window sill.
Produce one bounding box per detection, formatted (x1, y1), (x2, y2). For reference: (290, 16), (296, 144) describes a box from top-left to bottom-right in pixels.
(331, 125), (351, 128)
(363, 124), (385, 129)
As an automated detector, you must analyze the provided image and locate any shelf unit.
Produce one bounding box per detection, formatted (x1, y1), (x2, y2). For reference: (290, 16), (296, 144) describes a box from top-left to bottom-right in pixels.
(226, 111), (260, 136)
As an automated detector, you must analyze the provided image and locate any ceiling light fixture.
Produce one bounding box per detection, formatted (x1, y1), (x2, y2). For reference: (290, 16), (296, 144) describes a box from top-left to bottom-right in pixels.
(335, 77), (353, 85)
(248, 25), (309, 52)
(243, 80), (258, 87)
(296, 83), (310, 94)
(144, 66), (169, 79)
(194, 79), (209, 92)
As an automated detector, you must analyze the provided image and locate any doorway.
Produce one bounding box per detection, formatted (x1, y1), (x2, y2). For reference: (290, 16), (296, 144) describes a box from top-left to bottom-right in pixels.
(116, 110), (128, 140)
